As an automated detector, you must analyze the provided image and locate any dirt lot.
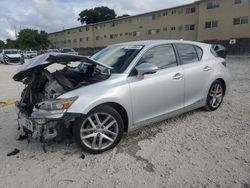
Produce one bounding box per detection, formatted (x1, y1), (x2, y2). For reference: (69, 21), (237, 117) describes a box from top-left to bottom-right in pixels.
(0, 57), (249, 188)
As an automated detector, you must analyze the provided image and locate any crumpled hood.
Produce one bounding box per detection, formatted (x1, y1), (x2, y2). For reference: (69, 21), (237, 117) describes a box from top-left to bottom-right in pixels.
(13, 52), (113, 82)
(6, 54), (21, 58)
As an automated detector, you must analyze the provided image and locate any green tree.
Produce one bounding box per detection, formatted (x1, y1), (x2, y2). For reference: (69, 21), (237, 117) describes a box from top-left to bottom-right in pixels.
(16, 29), (50, 50)
(78, 6), (117, 24)
(0, 40), (5, 49)
(5, 39), (17, 49)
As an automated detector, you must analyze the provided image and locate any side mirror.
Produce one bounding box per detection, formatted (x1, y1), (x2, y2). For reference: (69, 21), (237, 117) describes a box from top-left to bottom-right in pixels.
(135, 63), (158, 78)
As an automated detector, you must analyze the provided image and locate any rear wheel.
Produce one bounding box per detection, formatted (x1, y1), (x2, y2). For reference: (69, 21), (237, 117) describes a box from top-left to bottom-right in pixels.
(205, 80), (224, 111)
(73, 105), (124, 154)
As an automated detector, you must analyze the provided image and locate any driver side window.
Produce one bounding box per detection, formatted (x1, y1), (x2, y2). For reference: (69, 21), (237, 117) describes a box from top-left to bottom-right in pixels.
(137, 44), (177, 69)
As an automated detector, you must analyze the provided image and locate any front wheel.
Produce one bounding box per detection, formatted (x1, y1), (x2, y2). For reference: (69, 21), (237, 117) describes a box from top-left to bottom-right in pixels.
(73, 105), (124, 154)
(205, 80), (225, 111)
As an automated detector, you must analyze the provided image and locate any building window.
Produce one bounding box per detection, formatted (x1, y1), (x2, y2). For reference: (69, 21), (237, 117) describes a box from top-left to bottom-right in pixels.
(207, 1), (220, 9)
(95, 26), (101, 30)
(132, 17), (140, 23)
(68, 39), (71, 43)
(79, 38), (83, 42)
(148, 14), (156, 20)
(73, 39), (77, 42)
(133, 31), (141, 37)
(79, 28), (82, 32)
(110, 22), (118, 27)
(96, 36), (101, 40)
(86, 37), (89, 41)
(235, 0), (249, 4)
(205, 20), (218, 28)
(184, 24), (195, 31)
(110, 34), (118, 39)
(148, 29), (160, 35)
(163, 12), (168, 16)
(186, 7), (196, 14)
(163, 27), (168, 31)
(86, 27), (89, 31)
(170, 26), (176, 31)
(233, 16), (248, 25)
(67, 31), (70, 34)
(171, 10), (176, 14)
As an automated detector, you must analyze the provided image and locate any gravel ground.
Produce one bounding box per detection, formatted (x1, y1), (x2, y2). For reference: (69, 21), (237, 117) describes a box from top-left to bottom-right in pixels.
(0, 57), (249, 188)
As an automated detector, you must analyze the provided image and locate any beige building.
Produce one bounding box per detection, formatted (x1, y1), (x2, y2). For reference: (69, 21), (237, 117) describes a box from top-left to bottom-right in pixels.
(49, 0), (250, 54)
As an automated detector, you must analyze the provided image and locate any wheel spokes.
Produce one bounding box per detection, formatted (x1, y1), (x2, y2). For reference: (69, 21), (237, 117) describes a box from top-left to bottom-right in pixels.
(80, 112), (118, 150)
(81, 132), (97, 139)
(94, 113), (101, 125)
(104, 120), (116, 130)
(102, 133), (114, 142)
(103, 129), (118, 136)
(91, 134), (98, 148)
(102, 115), (111, 125)
(87, 117), (97, 129)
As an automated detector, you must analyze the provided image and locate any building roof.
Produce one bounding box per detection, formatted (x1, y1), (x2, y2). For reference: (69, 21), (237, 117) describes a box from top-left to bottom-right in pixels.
(49, 1), (200, 35)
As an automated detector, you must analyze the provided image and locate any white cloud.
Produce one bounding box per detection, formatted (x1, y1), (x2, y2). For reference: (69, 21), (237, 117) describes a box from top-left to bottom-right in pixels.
(0, 0), (194, 41)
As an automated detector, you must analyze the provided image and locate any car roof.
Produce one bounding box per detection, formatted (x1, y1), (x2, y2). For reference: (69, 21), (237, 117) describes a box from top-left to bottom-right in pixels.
(3, 49), (19, 51)
(113, 40), (210, 48)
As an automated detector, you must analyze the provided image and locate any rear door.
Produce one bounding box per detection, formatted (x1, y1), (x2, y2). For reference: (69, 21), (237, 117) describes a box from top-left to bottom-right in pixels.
(174, 43), (214, 109)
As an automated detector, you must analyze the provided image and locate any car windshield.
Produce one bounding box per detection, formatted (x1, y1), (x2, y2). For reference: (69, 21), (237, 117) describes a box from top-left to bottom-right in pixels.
(62, 49), (74, 53)
(4, 50), (19, 54)
(91, 45), (144, 73)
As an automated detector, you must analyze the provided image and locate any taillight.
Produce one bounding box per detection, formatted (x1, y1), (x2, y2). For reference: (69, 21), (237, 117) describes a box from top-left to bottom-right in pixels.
(221, 61), (226, 67)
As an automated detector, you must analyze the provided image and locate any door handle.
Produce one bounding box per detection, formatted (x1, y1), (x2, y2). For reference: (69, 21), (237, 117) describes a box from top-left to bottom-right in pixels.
(203, 66), (211, 71)
(173, 73), (183, 80)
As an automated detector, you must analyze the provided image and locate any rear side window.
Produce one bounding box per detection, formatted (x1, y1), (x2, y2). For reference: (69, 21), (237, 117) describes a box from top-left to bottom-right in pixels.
(194, 46), (203, 60)
(175, 43), (199, 64)
(137, 44), (177, 69)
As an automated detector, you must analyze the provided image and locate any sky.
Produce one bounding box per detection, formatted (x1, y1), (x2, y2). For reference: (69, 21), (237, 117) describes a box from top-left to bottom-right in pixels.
(0, 0), (194, 41)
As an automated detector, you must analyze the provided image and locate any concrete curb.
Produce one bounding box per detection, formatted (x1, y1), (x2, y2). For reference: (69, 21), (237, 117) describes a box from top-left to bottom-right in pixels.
(0, 99), (17, 108)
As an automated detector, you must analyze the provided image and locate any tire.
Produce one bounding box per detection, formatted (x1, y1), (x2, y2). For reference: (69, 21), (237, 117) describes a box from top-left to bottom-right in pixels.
(204, 80), (225, 111)
(73, 105), (124, 154)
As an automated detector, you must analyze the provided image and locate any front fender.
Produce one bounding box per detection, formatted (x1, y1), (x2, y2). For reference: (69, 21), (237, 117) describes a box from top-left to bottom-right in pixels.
(59, 78), (133, 126)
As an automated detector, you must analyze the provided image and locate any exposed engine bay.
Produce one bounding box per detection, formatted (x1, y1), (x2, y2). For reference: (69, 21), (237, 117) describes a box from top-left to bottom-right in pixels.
(13, 53), (111, 149)
(19, 63), (108, 115)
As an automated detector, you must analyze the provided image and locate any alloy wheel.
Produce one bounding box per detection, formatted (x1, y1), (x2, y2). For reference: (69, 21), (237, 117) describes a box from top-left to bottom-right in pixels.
(209, 83), (223, 108)
(80, 112), (119, 150)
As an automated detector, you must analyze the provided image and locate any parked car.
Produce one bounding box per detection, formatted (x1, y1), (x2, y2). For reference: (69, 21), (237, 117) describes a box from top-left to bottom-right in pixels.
(0, 49), (24, 64)
(60, 48), (78, 55)
(46, 49), (60, 53)
(23, 50), (37, 58)
(13, 40), (230, 154)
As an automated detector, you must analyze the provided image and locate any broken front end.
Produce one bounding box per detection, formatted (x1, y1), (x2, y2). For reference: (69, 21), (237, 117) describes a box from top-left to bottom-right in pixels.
(13, 53), (110, 145)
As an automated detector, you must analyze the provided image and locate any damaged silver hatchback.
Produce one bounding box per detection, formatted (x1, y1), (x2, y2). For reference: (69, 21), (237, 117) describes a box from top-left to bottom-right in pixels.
(14, 40), (230, 154)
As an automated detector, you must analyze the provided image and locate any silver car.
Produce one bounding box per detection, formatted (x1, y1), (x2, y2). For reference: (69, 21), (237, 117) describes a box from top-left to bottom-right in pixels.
(14, 40), (230, 154)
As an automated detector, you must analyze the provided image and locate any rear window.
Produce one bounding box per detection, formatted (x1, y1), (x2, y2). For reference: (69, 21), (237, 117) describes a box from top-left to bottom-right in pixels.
(175, 44), (199, 64)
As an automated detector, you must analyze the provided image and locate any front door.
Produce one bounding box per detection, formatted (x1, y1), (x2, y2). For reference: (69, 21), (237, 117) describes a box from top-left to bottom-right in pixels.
(128, 44), (185, 125)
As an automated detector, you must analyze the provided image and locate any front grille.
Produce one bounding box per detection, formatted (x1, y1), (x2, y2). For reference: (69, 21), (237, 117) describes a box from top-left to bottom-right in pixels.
(9, 57), (21, 63)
